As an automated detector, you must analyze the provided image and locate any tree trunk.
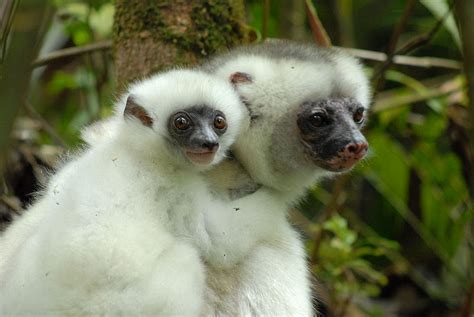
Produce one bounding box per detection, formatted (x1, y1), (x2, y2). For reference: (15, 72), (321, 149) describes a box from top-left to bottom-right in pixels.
(278, 0), (308, 41)
(113, 0), (248, 92)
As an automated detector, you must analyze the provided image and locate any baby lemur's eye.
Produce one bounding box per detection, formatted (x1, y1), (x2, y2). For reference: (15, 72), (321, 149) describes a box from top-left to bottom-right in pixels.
(214, 115), (227, 130)
(353, 107), (365, 124)
(174, 115), (191, 130)
(309, 112), (326, 127)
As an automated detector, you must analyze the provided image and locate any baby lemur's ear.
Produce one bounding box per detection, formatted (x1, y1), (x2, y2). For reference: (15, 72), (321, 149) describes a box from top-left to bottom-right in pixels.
(124, 95), (153, 128)
(230, 72), (252, 85)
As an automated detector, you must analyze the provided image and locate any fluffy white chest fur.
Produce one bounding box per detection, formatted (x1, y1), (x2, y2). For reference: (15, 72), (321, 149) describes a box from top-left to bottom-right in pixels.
(81, 122), (314, 316)
(0, 68), (252, 316)
(0, 41), (371, 317)
(0, 138), (207, 316)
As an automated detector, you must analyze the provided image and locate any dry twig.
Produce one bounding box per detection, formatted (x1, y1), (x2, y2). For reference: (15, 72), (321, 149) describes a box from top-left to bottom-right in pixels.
(310, 174), (351, 263)
(343, 47), (461, 70)
(371, 0), (417, 90)
(23, 100), (67, 148)
(32, 39), (462, 74)
(0, 0), (18, 65)
(0, 0), (52, 175)
(372, 1), (452, 91)
(31, 40), (112, 68)
(304, 0), (332, 47)
(454, 1), (474, 315)
(372, 75), (463, 113)
(262, 0), (270, 40)
(385, 0), (417, 55)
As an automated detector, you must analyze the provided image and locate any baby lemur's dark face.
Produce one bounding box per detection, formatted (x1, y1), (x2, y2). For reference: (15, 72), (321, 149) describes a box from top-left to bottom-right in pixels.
(167, 106), (228, 165)
(123, 95), (232, 167)
(297, 98), (368, 172)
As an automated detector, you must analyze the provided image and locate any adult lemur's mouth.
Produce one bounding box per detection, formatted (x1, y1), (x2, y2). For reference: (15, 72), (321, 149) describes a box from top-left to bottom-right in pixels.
(300, 138), (368, 172)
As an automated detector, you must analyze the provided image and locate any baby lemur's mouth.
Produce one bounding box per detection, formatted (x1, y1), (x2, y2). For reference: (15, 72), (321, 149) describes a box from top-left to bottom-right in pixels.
(185, 148), (218, 165)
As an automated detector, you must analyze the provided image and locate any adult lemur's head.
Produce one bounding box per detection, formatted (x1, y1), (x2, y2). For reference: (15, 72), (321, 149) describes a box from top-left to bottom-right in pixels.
(203, 40), (371, 196)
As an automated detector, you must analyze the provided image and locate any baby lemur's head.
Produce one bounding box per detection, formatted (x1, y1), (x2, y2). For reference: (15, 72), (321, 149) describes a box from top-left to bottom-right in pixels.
(116, 69), (246, 170)
(204, 41), (371, 194)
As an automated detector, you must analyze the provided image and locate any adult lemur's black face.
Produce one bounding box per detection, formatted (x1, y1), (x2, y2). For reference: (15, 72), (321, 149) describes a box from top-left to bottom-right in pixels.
(297, 98), (368, 172)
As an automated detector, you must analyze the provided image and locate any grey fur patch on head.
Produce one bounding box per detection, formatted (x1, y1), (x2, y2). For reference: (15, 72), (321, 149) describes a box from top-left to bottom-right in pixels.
(201, 39), (341, 73)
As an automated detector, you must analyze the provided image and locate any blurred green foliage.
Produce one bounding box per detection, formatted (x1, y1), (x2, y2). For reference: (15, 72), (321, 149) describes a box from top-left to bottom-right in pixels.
(30, 1), (115, 145)
(311, 215), (395, 296)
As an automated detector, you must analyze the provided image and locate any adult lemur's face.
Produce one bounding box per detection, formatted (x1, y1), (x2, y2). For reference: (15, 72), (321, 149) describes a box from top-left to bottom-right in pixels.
(296, 98), (368, 172)
(205, 44), (371, 191)
(227, 71), (369, 175)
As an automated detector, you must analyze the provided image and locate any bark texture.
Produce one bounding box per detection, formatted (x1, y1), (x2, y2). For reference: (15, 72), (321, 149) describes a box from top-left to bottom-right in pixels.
(278, 0), (308, 41)
(113, 0), (248, 92)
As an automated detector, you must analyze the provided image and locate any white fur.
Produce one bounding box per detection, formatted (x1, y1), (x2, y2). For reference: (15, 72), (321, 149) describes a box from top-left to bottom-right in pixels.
(210, 48), (370, 198)
(61, 43), (370, 317)
(0, 43), (371, 317)
(0, 69), (246, 316)
(200, 42), (371, 316)
(78, 44), (370, 317)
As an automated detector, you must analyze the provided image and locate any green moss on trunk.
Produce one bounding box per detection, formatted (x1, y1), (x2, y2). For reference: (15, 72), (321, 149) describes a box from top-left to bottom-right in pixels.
(114, 0), (248, 91)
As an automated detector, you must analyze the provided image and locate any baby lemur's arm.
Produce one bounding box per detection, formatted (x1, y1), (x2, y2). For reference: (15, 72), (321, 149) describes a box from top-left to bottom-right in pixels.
(203, 156), (261, 201)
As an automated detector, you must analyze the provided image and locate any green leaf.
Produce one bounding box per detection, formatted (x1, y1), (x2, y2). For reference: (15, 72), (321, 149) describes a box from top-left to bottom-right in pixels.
(47, 71), (78, 94)
(323, 215), (358, 245)
(420, 0), (461, 49)
(385, 70), (443, 113)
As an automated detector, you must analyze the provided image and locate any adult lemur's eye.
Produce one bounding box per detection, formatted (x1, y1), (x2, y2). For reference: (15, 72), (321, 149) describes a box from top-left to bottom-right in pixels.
(174, 116), (190, 130)
(309, 113), (325, 127)
(214, 115), (227, 130)
(354, 107), (365, 124)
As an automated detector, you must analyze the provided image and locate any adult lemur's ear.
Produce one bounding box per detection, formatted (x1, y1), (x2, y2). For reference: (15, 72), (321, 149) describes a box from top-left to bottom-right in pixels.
(229, 72), (259, 120)
(124, 95), (153, 128)
(230, 72), (252, 85)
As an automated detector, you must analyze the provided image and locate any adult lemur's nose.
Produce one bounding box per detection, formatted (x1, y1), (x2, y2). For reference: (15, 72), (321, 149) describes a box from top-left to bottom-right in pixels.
(343, 142), (368, 158)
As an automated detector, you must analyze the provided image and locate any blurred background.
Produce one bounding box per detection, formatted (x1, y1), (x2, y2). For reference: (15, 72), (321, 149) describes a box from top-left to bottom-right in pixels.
(0, 1), (472, 316)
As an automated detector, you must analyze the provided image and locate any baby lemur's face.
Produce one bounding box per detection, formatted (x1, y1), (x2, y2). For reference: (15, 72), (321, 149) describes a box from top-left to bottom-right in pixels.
(296, 98), (368, 172)
(121, 70), (245, 169)
(167, 106), (228, 165)
(123, 97), (231, 167)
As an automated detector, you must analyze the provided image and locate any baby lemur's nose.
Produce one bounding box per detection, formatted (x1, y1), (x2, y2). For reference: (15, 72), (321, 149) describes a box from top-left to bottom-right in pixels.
(202, 142), (219, 151)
